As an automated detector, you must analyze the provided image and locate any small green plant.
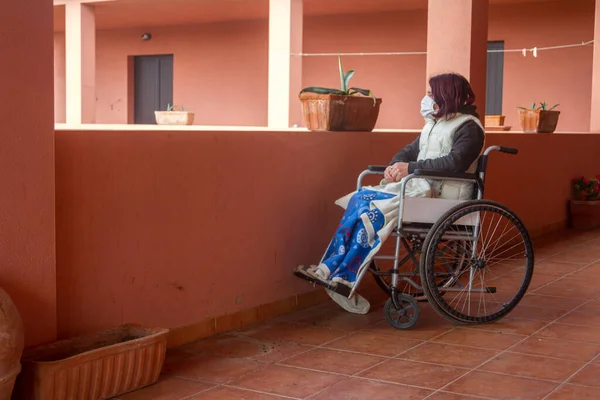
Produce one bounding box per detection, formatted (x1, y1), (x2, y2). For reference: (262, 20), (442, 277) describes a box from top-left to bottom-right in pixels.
(299, 56), (375, 103)
(517, 101), (559, 111)
(166, 103), (186, 111)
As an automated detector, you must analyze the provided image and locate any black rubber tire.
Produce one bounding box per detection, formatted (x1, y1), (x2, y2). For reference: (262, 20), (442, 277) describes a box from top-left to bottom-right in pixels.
(419, 200), (534, 325)
(384, 293), (420, 329)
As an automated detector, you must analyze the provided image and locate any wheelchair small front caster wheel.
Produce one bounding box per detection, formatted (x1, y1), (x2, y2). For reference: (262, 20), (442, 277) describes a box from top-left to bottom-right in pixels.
(384, 293), (420, 329)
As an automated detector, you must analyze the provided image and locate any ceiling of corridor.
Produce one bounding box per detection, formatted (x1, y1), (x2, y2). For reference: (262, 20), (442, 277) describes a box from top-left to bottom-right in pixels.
(53, 0), (566, 32)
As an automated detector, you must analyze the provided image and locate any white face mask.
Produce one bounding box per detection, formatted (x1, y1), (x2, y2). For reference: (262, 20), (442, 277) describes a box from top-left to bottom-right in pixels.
(420, 95), (436, 119)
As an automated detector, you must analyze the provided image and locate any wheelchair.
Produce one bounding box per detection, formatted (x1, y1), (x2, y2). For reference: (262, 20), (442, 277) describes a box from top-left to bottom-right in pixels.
(294, 146), (534, 329)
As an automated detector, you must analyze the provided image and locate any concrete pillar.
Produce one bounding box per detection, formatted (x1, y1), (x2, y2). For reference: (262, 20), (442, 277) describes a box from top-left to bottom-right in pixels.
(267, 0), (303, 128)
(65, 2), (96, 124)
(0, 0), (56, 346)
(591, 0), (600, 132)
(426, 0), (489, 117)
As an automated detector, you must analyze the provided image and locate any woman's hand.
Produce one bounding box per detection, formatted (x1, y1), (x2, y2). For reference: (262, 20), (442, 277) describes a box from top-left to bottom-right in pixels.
(385, 162), (409, 182)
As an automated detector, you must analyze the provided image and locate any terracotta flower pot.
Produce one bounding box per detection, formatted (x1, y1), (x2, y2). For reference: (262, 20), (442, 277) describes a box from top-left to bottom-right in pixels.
(154, 111), (195, 125)
(569, 200), (600, 230)
(484, 115), (505, 127)
(537, 110), (560, 133)
(299, 92), (382, 132)
(14, 324), (168, 400)
(0, 287), (24, 400)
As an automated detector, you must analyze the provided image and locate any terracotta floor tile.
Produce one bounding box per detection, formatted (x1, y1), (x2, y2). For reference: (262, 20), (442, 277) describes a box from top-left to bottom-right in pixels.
(229, 364), (344, 398)
(311, 377), (432, 400)
(558, 276), (600, 289)
(163, 347), (195, 365)
(445, 371), (558, 400)
(573, 301), (600, 315)
(569, 264), (600, 280)
(510, 337), (600, 362)
(519, 294), (586, 311)
(508, 305), (568, 322)
(479, 352), (584, 382)
(546, 249), (600, 264)
(359, 359), (468, 389)
(535, 323), (600, 344)
(464, 318), (548, 336)
(326, 331), (423, 357)
(118, 376), (213, 400)
(568, 363), (600, 387)
(360, 318), (454, 341)
(557, 311), (600, 327)
(398, 343), (499, 369)
(280, 347), (384, 375)
(545, 384), (600, 400)
(249, 322), (347, 346)
(432, 328), (525, 351)
(206, 337), (309, 363)
(294, 308), (384, 330)
(163, 354), (264, 384)
(532, 282), (600, 300)
(180, 333), (241, 354)
(427, 392), (490, 400)
(533, 261), (585, 276)
(189, 387), (288, 399)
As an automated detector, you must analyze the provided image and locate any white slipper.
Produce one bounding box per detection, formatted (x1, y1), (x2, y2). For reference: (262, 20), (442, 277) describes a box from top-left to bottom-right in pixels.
(325, 289), (370, 314)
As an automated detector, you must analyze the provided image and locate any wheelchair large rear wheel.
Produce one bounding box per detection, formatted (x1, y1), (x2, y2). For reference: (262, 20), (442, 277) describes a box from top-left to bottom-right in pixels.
(420, 200), (534, 324)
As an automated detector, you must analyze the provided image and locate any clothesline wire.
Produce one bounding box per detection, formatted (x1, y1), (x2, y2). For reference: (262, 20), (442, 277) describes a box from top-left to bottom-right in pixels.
(291, 40), (594, 57)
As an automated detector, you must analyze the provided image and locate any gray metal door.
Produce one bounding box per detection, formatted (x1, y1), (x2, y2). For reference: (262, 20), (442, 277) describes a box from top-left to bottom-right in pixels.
(134, 55), (173, 124)
(486, 41), (505, 116)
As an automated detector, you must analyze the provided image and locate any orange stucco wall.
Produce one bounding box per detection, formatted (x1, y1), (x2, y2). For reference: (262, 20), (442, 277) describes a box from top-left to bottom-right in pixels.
(55, 128), (600, 338)
(2, 1), (56, 346)
(54, 0), (596, 131)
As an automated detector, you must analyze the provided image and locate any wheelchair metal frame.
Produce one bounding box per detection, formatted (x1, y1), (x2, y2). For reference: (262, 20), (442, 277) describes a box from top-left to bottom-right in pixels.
(348, 145), (516, 309)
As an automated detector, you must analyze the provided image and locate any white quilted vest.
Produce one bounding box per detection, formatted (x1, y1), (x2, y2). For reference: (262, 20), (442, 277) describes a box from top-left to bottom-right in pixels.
(408, 113), (484, 200)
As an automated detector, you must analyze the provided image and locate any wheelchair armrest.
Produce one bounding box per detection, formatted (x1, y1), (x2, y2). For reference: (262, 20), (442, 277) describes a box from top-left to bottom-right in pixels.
(367, 165), (387, 173)
(413, 169), (478, 181)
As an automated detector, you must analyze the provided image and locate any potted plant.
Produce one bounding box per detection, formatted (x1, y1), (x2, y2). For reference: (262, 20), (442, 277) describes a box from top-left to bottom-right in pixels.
(484, 115), (506, 128)
(517, 102), (560, 133)
(299, 56), (382, 132)
(155, 103), (195, 125)
(569, 175), (600, 230)
(13, 324), (169, 399)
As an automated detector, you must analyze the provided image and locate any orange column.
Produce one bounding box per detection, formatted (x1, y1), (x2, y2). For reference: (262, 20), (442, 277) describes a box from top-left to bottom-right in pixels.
(267, 0), (303, 128)
(591, 0), (600, 132)
(0, 0), (56, 346)
(426, 0), (489, 118)
(65, 1), (96, 124)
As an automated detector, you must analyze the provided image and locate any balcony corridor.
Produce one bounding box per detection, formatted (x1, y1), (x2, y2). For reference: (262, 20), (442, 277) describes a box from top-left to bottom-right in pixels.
(117, 229), (600, 400)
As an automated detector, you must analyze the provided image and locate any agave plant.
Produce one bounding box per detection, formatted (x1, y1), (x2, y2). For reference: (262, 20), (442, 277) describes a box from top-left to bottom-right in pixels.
(517, 101), (559, 111)
(299, 56), (375, 102)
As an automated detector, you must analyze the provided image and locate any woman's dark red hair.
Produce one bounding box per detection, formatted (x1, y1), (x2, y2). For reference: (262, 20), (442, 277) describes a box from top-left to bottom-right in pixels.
(429, 73), (475, 119)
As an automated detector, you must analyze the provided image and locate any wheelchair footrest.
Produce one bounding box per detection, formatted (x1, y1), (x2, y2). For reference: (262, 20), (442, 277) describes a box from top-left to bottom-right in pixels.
(293, 265), (352, 298)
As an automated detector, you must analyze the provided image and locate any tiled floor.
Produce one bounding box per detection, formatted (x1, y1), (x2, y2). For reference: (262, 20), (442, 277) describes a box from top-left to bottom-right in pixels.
(119, 229), (600, 400)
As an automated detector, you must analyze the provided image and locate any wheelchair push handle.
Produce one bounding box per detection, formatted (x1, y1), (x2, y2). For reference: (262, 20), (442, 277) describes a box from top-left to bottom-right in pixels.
(499, 146), (518, 155)
(367, 165), (387, 173)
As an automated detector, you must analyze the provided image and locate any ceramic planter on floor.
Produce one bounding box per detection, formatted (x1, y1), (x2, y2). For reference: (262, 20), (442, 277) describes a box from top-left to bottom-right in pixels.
(154, 111), (195, 125)
(299, 92), (382, 132)
(569, 200), (600, 230)
(14, 324), (169, 400)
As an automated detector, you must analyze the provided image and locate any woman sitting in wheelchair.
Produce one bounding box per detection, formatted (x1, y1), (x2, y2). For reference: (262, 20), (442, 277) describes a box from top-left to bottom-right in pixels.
(295, 72), (485, 314)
